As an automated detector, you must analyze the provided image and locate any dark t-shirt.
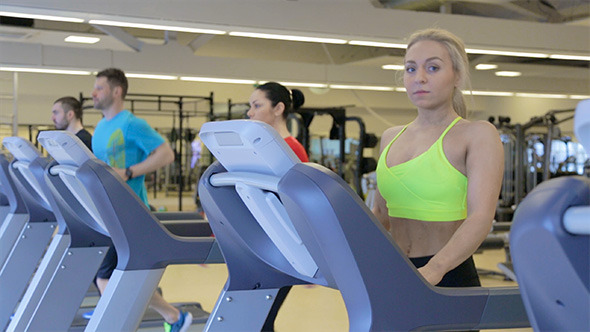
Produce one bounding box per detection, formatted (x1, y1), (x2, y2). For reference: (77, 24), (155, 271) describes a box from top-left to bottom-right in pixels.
(76, 128), (93, 151)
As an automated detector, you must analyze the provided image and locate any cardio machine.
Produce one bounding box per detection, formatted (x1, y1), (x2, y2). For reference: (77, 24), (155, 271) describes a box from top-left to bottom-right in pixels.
(3, 136), (111, 332)
(0, 139), (56, 329)
(510, 99), (590, 331)
(198, 120), (529, 331)
(0, 156), (13, 225)
(37, 130), (224, 332)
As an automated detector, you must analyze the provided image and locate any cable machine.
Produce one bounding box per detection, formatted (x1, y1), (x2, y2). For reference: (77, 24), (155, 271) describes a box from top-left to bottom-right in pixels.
(223, 99), (250, 121)
(79, 92), (214, 211)
(490, 108), (584, 212)
(487, 109), (587, 281)
(294, 106), (377, 197)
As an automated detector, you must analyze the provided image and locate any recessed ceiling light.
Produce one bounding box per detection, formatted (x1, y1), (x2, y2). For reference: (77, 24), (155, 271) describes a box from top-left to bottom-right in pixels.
(570, 95), (590, 100)
(475, 64), (498, 70)
(382, 64), (405, 70)
(495, 71), (522, 77)
(65, 36), (100, 44)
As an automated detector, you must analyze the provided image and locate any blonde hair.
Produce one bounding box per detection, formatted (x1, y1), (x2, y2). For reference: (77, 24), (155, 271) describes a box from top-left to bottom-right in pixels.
(405, 28), (470, 118)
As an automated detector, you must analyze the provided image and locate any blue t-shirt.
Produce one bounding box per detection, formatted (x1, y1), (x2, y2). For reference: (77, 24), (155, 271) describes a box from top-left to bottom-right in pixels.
(92, 110), (165, 206)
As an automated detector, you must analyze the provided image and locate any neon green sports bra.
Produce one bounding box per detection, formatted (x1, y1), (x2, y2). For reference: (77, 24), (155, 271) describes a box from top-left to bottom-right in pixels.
(376, 117), (467, 222)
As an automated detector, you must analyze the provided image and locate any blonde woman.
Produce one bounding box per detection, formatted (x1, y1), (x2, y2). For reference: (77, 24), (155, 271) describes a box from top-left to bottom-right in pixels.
(372, 29), (504, 287)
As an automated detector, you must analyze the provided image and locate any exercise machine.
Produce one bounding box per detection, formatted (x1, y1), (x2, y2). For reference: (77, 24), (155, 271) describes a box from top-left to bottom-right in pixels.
(0, 154), (28, 263)
(0, 139), (55, 329)
(198, 120), (529, 331)
(38, 130), (224, 332)
(4, 136), (111, 332)
(0, 157), (12, 224)
(295, 106), (377, 197)
(511, 99), (590, 331)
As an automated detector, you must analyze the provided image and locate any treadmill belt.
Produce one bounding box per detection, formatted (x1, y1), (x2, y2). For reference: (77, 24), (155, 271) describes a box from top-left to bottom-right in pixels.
(69, 302), (210, 331)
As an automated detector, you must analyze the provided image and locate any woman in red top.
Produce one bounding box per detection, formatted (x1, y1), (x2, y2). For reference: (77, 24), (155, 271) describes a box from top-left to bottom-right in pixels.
(248, 82), (309, 162)
(247, 82), (308, 331)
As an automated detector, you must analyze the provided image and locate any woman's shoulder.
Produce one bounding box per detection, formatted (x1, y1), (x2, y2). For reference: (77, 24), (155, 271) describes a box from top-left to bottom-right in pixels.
(381, 125), (406, 142)
(456, 119), (500, 144)
(459, 119), (498, 133)
(380, 125), (405, 150)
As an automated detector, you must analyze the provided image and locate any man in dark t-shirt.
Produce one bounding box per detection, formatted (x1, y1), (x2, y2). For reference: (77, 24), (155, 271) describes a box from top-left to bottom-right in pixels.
(51, 96), (92, 151)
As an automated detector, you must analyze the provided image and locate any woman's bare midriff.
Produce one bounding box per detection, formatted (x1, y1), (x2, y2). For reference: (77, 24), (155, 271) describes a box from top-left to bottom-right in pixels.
(388, 217), (463, 258)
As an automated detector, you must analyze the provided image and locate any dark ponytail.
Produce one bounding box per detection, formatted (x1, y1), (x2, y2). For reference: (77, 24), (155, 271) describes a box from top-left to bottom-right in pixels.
(291, 89), (305, 111)
(257, 82), (305, 119)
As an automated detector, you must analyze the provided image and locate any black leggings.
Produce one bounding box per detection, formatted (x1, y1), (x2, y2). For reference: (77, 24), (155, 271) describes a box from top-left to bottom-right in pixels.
(410, 255), (481, 287)
(96, 245), (117, 279)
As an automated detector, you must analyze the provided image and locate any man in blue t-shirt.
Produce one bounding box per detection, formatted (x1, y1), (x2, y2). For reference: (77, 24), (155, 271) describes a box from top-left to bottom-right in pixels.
(91, 68), (192, 332)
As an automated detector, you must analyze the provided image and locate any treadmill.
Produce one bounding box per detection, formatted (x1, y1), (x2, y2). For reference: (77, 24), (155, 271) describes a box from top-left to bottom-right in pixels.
(198, 120), (530, 331)
(37, 130), (223, 332)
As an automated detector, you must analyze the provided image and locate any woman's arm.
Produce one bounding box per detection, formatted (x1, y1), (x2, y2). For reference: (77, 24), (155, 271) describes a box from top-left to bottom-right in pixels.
(419, 121), (504, 285)
(371, 126), (402, 231)
(372, 189), (391, 231)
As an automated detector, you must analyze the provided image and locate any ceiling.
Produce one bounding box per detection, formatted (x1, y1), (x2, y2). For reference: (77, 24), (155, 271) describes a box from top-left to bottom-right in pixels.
(374, 0), (590, 24)
(0, 0), (588, 97)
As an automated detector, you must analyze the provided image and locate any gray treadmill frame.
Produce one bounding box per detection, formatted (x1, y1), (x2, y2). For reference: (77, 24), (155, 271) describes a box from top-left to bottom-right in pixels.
(6, 134), (112, 332)
(0, 138), (56, 329)
(38, 130), (223, 332)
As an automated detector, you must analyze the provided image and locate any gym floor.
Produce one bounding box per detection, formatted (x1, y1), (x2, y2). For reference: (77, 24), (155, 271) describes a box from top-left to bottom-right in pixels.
(151, 193), (532, 332)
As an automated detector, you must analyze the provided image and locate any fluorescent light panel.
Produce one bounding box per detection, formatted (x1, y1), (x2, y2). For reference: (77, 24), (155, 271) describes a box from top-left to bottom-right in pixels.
(229, 31), (346, 44)
(65, 35), (100, 44)
(549, 54), (590, 61)
(516, 93), (568, 99)
(466, 48), (548, 58)
(0, 66), (91, 75)
(180, 76), (256, 84)
(0, 11), (84, 23)
(126, 73), (177, 80)
(382, 64), (405, 70)
(349, 40), (406, 48)
(278, 82), (328, 88)
(468, 90), (514, 97)
(89, 20), (226, 35)
(570, 95), (590, 100)
(329, 84), (394, 91)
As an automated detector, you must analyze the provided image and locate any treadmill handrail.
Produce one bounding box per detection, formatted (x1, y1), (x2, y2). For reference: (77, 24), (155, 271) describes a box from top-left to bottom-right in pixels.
(209, 172), (280, 192)
(12, 160), (51, 208)
(210, 170), (318, 277)
(49, 164), (77, 177)
(48, 164), (107, 234)
(564, 206), (590, 235)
